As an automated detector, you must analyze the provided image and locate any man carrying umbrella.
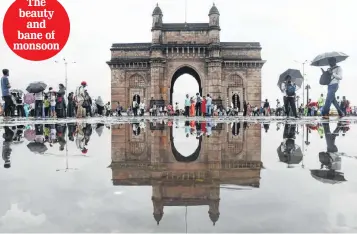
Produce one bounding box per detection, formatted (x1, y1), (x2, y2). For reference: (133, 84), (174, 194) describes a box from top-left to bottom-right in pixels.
(321, 58), (344, 118)
(279, 74), (300, 118)
(311, 52), (348, 118)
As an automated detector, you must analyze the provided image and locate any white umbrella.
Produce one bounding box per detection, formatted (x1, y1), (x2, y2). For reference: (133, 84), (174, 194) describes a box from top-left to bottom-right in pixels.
(311, 51), (349, 66)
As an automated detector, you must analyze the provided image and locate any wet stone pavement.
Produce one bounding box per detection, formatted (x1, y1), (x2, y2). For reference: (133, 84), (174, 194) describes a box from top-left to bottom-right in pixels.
(1, 120), (357, 232)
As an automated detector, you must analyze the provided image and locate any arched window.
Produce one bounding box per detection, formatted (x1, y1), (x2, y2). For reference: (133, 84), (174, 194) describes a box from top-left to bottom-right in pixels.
(229, 74), (243, 87)
(129, 74), (146, 87)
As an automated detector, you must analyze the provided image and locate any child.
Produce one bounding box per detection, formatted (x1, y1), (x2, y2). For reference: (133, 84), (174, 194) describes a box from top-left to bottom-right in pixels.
(44, 96), (50, 117)
(49, 87), (56, 117)
(23, 103), (30, 117)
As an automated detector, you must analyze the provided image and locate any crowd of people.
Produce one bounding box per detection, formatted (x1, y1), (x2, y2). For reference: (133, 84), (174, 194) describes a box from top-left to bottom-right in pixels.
(0, 69), (113, 118)
(1, 57), (354, 119)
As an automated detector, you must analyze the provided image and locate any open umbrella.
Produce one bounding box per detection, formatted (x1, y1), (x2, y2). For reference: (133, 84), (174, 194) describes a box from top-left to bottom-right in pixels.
(24, 93), (35, 104)
(277, 144), (303, 164)
(310, 169), (347, 184)
(10, 89), (24, 95)
(311, 52), (349, 67)
(27, 142), (48, 153)
(26, 81), (47, 93)
(277, 69), (303, 91)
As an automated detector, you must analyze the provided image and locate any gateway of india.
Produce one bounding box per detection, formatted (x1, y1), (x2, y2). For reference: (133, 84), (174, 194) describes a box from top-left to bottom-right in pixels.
(107, 4), (265, 109)
(110, 122), (262, 225)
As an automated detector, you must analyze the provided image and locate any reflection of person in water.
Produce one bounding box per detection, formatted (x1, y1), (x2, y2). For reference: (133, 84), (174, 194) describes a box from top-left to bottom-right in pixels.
(263, 123), (270, 133)
(280, 124), (297, 166)
(67, 123), (76, 141)
(184, 121), (190, 138)
(2, 127), (14, 168)
(34, 124), (45, 143)
(232, 122), (240, 136)
(319, 123), (344, 170)
(132, 123), (140, 136)
(56, 124), (67, 151)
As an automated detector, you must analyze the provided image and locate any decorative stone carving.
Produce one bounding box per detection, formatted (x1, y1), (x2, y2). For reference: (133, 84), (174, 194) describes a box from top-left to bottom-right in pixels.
(129, 74), (147, 87)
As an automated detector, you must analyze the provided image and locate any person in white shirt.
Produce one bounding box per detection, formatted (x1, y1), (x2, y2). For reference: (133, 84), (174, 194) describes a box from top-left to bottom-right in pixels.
(139, 102), (145, 116)
(321, 57), (344, 118)
(34, 91), (44, 118)
(48, 87), (56, 117)
(75, 81), (87, 118)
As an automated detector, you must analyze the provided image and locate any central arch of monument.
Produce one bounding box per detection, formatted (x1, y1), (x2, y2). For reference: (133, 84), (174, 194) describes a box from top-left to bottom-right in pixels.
(107, 4), (265, 109)
(170, 65), (202, 104)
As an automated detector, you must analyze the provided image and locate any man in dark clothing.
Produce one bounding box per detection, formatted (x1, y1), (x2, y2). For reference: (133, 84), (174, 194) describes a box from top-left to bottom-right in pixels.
(195, 93), (201, 116)
(243, 101), (248, 116)
(263, 99), (270, 116)
(1, 69), (13, 117)
(280, 75), (298, 118)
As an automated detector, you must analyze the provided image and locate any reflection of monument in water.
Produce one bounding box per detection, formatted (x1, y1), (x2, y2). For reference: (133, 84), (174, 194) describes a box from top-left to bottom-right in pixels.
(110, 122), (262, 225)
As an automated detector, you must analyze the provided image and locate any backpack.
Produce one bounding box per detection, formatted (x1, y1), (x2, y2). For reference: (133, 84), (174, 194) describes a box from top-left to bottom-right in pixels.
(286, 83), (296, 96)
(196, 96), (201, 103)
(320, 66), (338, 85)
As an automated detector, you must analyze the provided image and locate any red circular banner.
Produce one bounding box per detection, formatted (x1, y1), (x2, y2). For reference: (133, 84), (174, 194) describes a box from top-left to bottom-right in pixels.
(2, 0), (70, 61)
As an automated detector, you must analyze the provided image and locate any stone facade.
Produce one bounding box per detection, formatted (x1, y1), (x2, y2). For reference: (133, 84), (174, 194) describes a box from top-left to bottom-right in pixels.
(110, 122), (262, 225)
(107, 4), (265, 109)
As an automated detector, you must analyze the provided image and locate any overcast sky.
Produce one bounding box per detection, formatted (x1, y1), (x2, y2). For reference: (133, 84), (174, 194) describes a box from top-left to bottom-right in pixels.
(1, 0), (356, 106)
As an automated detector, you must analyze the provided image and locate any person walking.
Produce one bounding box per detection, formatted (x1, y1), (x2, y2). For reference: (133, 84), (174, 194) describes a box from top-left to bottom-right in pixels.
(1, 69), (12, 117)
(280, 75), (298, 118)
(321, 58), (344, 118)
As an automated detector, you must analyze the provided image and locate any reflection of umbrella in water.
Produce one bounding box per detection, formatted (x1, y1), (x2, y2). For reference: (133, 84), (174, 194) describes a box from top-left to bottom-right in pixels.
(26, 81), (47, 93)
(277, 144), (303, 164)
(24, 129), (36, 141)
(310, 169), (347, 184)
(96, 124), (104, 137)
(27, 142), (48, 153)
(311, 52), (349, 67)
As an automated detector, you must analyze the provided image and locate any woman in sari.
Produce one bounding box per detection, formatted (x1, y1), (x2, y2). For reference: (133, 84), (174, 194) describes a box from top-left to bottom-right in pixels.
(189, 97), (195, 117)
(201, 96), (206, 117)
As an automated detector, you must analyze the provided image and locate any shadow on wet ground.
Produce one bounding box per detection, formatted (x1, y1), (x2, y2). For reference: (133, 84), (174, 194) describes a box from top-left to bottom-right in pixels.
(1, 120), (357, 232)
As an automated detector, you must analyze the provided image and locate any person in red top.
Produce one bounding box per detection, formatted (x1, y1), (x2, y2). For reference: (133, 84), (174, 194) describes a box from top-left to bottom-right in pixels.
(201, 121), (207, 134)
(201, 96), (207, 117)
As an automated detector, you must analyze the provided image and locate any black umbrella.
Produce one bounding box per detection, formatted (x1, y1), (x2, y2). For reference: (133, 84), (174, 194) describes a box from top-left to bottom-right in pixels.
(27, 142), (48, 153)
(26, 82), (47, 93)
(310, 169), (347, 184)
(277, 69), (303, 91)
(277, 144), (303, 164)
